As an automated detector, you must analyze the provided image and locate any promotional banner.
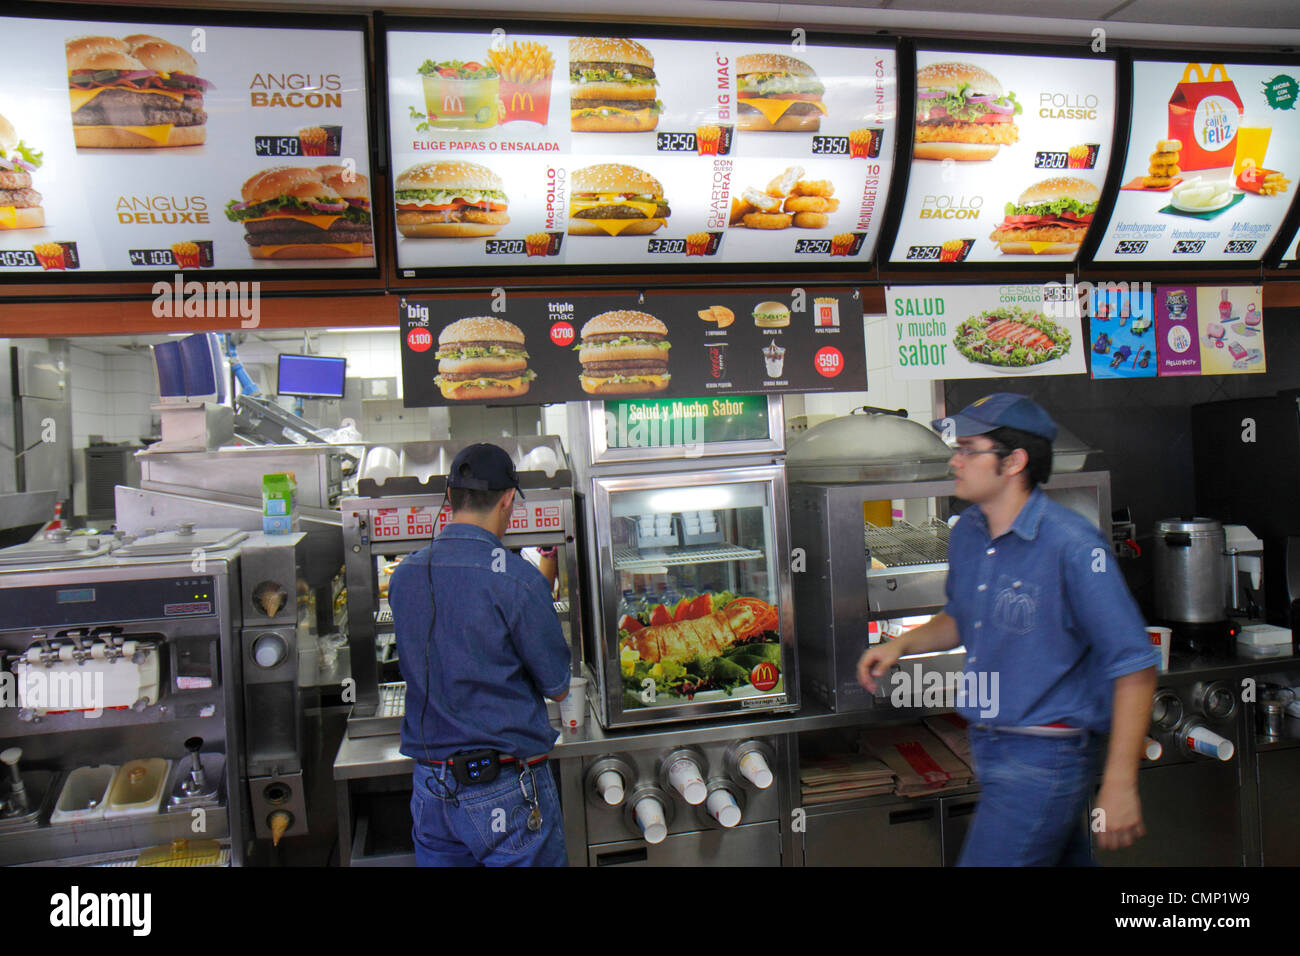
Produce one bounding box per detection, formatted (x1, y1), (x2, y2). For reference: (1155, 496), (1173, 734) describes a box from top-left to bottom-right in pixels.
(1093, 61), (1300, 263)
(384, 24), (897, 275)
(1085, 284), (1156, 379)
(0, 14), (375, 275)
(1153, 285), (1265, 375)
(885, 284), (1085, 380)
(888, 49), (1116, 265)
(399, 290), (864, 405)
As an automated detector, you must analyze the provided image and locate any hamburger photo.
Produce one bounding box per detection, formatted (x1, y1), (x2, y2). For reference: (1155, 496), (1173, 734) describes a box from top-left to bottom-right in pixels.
(569, 37), (662, 132)
(66, 34), (211, 148)
(568, 164), (669, 237)
(987, 176), (1100, 256)
(0, 114), (44, 230)
(576, 310), (671, 394)
(434, 316), (535, 400)
(226, 166), (374, 259)
(752, 301), (791, 328)
(735, 53), (826, 132)
(913, 62), (1020, 161)
(394, 161), (510, 238)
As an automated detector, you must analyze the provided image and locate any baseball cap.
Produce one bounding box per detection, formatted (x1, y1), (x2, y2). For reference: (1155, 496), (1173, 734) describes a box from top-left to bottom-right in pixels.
(931, 393), (1058, 442)
(447, 443), (525, 499)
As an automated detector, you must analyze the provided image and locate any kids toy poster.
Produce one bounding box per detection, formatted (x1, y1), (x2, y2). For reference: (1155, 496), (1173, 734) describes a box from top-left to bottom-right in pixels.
(1154, 286), (1202, 376)
(1195, 285), (1265, 374)
(1085, 285), (1156, 379)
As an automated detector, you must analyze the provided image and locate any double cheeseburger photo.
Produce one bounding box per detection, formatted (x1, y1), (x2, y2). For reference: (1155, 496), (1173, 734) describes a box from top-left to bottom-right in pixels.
(913, 61), (1020, 161)
(434, 316), (535, 400)
(568, 164), (669, 237)
(66, 34), (211, 148)
(226, 165), (374, 260)
(0, 114), (44, 230)
(394, 161), (510, 238)
(576, 310), (671, 395)
(987, 176), (1100, 256)
(736, 54), (826, 132)
(569, 37), (662, 132)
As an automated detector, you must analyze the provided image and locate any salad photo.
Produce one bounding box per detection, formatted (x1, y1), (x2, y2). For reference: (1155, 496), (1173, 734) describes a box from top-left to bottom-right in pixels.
(418, 58), (503, 129)
(953, 306), (1072, 369)
(618, 591), (781, 709)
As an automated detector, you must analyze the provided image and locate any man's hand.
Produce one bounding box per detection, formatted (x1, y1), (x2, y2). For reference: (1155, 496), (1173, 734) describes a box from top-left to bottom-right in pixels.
(857, 643), (902, 693)
(1094, 779), (1145, 850)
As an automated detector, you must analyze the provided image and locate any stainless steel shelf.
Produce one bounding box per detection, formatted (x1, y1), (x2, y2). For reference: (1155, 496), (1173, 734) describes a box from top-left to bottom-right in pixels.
(865, 519), (951, 567)
(613, 543), (764, 572)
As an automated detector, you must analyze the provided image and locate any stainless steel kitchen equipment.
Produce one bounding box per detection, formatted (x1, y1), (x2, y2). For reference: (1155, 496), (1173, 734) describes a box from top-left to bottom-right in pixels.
(567, 396), (797, 730)
(1152, 516), (1235, 653)
(0, 527), (246, 865)
(0, 345), (71, 509)
(787, 409), (1111, 713)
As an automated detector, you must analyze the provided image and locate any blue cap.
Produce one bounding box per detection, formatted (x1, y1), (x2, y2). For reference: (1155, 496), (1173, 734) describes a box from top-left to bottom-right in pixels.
(447, 443), (525, 499)
(932, 393), (1058, 442)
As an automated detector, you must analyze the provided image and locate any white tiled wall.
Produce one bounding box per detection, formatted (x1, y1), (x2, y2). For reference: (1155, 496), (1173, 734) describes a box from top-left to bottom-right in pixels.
(68, 346), (155, 515)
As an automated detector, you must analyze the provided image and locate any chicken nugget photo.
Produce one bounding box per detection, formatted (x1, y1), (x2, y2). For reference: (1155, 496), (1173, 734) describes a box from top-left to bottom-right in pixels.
(783, 195), (832, 213)
(793, 212), (829, 228)
(793, 179), (835, 197)
(743, 211), (793, 229)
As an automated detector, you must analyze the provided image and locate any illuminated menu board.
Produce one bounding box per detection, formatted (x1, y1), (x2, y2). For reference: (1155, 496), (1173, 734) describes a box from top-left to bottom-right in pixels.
(383, 21), (898, 276)
(887, 48), (1116, 266)
(0, 12), (375, 276)
(1092, 59), (1300, 264)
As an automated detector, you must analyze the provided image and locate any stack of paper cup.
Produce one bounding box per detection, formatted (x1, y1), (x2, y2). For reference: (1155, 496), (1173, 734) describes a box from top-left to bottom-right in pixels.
(667, 757), (707, 804)
(595, 769), (625, 806)
(361, 446), (399, 485)
(559, 677), (587, 730)
(706, 788), (741, 828)
(1146, 626), (1172, 672)
(634, 796), (668, 844)
(738, 751), (773, 789)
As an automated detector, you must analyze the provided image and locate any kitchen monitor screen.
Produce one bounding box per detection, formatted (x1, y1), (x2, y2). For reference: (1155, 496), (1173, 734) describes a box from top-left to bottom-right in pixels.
(278, 354), (347, 398)
(383, 21), (898, 275)
(887, 48), (1117, 266)
(1091, 59), (1300, 264)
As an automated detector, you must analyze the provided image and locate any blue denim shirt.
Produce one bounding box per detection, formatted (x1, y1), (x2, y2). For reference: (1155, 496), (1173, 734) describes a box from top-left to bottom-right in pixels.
(943, 487), (1158, 732)
(391, 523), (570, 761)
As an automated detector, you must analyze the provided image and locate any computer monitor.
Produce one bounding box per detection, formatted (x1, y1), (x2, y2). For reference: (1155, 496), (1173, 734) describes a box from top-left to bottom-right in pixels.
(277, 354), (347, 399)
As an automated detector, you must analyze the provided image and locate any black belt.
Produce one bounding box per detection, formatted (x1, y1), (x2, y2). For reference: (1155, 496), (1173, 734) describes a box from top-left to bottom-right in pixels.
(422, 755), (548, 768)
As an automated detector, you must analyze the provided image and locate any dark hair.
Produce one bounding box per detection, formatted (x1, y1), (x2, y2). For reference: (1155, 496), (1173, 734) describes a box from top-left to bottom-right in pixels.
(986, 425), (1053, 489)
(448, 486), (509, 513)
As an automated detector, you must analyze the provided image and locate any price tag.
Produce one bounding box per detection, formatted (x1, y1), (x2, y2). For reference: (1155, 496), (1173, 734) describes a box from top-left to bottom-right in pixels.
(655, 132), (697, 152)
(1223, 239), (1256, 255)
(1113, 240), (1148, 255)
(0, 250), (39, 268)
(128, 248), (179, 268)
(794, 238), (832, 254)
(646, 238), (686, 254)
(810, 135), (850, 156)
(253, 135), (303, 157)
(484, 239), (526, 255)
(814, 345), (844, 378)
(905, 245), (943, 261)
(1033, 151), (1069, 169)
(1172, 240), (1205, 255)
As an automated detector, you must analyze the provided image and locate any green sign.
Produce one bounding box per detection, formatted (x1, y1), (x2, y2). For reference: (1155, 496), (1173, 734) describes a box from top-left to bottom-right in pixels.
(1262, 74), (1299, 110)
(604, 396), (770, 449)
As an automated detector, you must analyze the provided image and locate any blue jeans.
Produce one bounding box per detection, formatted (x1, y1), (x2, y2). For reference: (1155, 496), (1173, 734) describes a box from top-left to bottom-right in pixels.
(957, 728), (1100, 867)
(410, 760), (568, 867)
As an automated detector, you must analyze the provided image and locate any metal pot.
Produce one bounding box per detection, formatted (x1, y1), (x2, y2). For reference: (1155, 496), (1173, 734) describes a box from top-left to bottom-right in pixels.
(1153, 517), (1227, 624)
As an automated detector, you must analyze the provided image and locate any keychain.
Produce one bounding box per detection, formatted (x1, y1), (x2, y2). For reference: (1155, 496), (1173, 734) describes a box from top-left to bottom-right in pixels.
(520, 764), (542, 832)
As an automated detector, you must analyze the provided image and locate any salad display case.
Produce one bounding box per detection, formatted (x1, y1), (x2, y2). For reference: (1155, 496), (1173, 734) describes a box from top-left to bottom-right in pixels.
(568, 397), (798, 728)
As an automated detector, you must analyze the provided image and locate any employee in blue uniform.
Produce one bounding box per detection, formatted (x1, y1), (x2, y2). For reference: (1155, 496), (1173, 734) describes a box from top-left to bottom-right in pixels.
(858, 394), (1157, 865)
(390, 442), (572, 866)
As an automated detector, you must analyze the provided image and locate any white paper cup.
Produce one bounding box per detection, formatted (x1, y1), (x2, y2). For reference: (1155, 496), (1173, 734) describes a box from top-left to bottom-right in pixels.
(559, 677), (587, 730)
(1146, 627), (1172, 672)
(596, 770), (625, 806)
(634, 797), (667, 844)
(738, 751), (773, 789)
(667, 758), (707, 804)
(706, 788), (741, 828)
(1143, 736), (1163, 761)
(1185, 724), (1234, 761)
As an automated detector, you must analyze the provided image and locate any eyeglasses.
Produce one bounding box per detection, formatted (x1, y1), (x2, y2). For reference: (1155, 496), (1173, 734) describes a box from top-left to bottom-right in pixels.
(952, 445), (1011, 459)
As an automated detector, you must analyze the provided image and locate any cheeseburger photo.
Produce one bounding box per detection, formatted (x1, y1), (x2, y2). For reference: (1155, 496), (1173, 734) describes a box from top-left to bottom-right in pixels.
(913, 61), (1020, 161)
(735, 53), (826, 132)
(66, 34), (211, 148)
(0, 114), (44, 230)
(568, 164), (669, 236)
(752, 301), (791, 328)
(226, 166), (374, 259)
(434, 316), (535, 400)
(394, 161), (509, 238)
(576, 311), (671, 394)
(569, 37), (662, 132)
(987, 176), (1100, 256)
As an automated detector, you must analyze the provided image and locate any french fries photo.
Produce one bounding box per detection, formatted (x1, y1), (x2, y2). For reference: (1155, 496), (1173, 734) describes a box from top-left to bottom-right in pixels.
(486, 40), (555, 83)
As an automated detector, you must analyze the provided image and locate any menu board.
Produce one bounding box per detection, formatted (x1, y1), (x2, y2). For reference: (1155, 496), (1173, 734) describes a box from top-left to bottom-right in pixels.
(398, 290), (863, 406)
(885, 284), (1086, 380)
(1092, 60), (1300, 264)
(888, 48), (1116, 265)
(383, 23), (897, 275)
(0, 13), (374, 276)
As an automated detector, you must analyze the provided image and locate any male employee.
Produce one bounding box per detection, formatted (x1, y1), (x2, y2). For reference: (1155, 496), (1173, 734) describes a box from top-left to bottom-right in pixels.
(858, 394), (1157, 865)
(390, 443), (571, 866)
